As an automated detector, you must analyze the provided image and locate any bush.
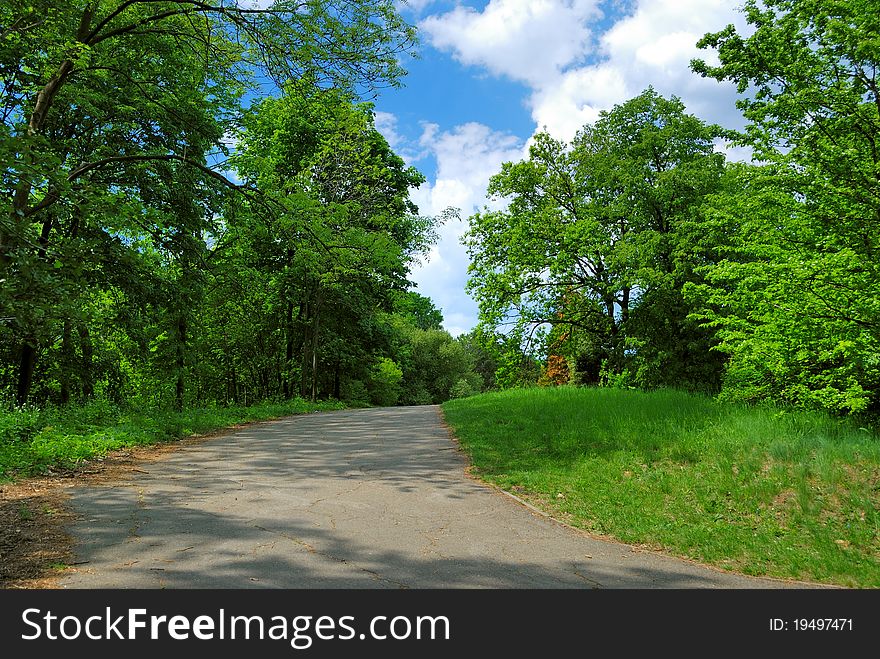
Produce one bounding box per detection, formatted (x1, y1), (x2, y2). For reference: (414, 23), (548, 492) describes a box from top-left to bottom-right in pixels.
(369, 358), (403, 407)
(340, 379), (370, 407)
(0, 405), (45, 444)
(449, 377), (479, 399)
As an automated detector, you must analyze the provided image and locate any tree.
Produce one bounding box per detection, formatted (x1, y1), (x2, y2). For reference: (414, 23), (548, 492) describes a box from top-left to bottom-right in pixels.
(456, 328), (499, 392)
(464, 89), (726, 389)
(691, 0), (880, 414)
(391, 291), (443, 331)
(1, 0), (417, 404)
(394, 325), (480, 405)
(230, 83), (430, 402)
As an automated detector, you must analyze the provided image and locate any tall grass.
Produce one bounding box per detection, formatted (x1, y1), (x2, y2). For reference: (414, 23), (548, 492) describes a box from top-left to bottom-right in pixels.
(0, 398), (344, 480)
(442, 387), (880, 587)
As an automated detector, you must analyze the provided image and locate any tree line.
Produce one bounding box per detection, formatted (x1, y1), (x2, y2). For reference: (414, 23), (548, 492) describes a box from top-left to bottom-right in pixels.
(465, 0), (880, 418)
(1, 0), (486, 410)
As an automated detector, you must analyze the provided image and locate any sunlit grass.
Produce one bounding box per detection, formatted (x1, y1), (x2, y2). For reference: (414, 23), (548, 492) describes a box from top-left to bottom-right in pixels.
(442, 387), (880, 587)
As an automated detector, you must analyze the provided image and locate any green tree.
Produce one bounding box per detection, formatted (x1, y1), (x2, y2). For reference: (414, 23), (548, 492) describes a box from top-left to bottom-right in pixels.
(464, 89), (726, 389)
(230, 83), (430, 402)
(691, 0), (880, 414)
(456, 328), (499, 391)
(391, 291), (444, 331)
(396, 326), (480, 405)
(369, 356), (402, 407)
(1, 0), (417, 405)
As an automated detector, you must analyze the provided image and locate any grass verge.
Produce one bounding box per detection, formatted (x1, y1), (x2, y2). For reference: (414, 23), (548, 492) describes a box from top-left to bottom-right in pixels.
(441, 387), (880, 588)
(0, 398), (345, 481)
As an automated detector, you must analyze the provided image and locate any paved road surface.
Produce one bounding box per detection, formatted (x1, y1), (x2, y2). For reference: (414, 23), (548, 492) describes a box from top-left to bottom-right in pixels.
(60, 406), (805, 588)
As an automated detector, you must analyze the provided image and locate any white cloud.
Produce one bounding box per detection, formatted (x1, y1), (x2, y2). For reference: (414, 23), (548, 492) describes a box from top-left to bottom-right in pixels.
(529, 0), (749, 141)
(403, 1), (754, 335)
(529, 64), (626, 138)
(421, 0), (601, 86)
(373, 111), (404, 150)
(424, 0), (749, 142)
(423, 122), (523, 207)
(407, 122), (526, 336)
(396, 0), (439, 14)
(237, 0), (276, 9)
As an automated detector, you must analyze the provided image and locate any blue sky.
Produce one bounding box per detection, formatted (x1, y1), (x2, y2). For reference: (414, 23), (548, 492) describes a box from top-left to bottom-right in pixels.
(369, 0), (751, 336)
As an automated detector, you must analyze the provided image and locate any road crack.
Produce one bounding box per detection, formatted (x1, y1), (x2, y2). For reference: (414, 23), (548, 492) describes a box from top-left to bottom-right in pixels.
(252, 523), (409, 588)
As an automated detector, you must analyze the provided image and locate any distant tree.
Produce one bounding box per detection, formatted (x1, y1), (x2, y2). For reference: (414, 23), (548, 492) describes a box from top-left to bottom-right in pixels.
(391, 291), (444, 331)
(398, 327), (480, 404)
(457, 328), (500, 392)
(465, 89), (726, 390)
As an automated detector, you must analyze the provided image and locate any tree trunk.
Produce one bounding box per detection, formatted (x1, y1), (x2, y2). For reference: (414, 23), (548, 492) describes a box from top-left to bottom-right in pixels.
(310, 315), (320, 402)
(13, 213), (57, 405)
(15, 343), (36, 406)
(309, 295), (322, 402)
(283, 301), (294, 399)
(59, 321), (72, 405)
(299, 294), (313, 399)
(4, 9), (93, 401)
(79, 325), (94, 398)
(175, 315), (187, 412)
(333, 359), (341, 400)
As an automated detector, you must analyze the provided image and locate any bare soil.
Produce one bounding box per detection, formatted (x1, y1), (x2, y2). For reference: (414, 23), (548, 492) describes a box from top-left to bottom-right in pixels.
(0, 428), (242, 589)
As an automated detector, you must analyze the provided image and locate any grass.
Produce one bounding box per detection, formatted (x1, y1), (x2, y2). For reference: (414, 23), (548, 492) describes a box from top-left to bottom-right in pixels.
(0, 397), (345, 481)
(441, 387), (880, 588)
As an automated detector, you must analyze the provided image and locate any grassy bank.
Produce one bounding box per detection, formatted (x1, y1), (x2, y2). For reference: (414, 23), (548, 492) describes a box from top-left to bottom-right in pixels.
(0, 398), (345, 481)
(442, 387), (880, 587)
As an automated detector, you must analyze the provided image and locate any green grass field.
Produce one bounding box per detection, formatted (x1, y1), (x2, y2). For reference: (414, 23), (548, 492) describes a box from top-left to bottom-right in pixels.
(0, 398), (344, 480)
(442, 387), (880, 587)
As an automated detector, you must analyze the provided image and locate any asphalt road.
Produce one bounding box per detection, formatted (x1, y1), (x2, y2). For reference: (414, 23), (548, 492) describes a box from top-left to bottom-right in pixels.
(60, 406), (804, 588)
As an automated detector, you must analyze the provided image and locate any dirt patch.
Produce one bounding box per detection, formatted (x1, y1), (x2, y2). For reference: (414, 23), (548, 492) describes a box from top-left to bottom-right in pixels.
(0, 425), (247, 589)
(0, 477), (75, 588)
(771, 488), (797, 511)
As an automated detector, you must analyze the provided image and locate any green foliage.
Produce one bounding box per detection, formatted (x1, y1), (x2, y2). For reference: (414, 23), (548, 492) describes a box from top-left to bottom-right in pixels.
(386, 320), (482, 405)
(0, 405), (46, 445)
(456, 328), (500, 391)
(492, 334), (541, 391)
(369, 357), (403, 407)
(449, 377), (480, 400)
(340, 379), (370, 407)
(391, 291), (444, 331)
(443, 387), (880, 587)
(220, 82), (434, 405)
(464, 88), (726, 392)
(1, 0), (420, 408)
(0, 3), (451, 415)
(691, 0), (880, 415)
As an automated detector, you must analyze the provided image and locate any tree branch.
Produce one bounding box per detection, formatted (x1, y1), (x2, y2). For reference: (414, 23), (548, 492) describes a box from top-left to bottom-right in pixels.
(24, 153), (248, 218)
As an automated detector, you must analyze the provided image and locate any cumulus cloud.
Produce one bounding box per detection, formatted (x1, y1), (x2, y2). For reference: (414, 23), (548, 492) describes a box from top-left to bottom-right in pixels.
(539, 0), (749, 140)
(424, 0), (749, 142)
(421, 0), (601, 86)
(401, 1), (755, 333)
(407, 122), (526, 335)
(420, 122), (523, 211)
